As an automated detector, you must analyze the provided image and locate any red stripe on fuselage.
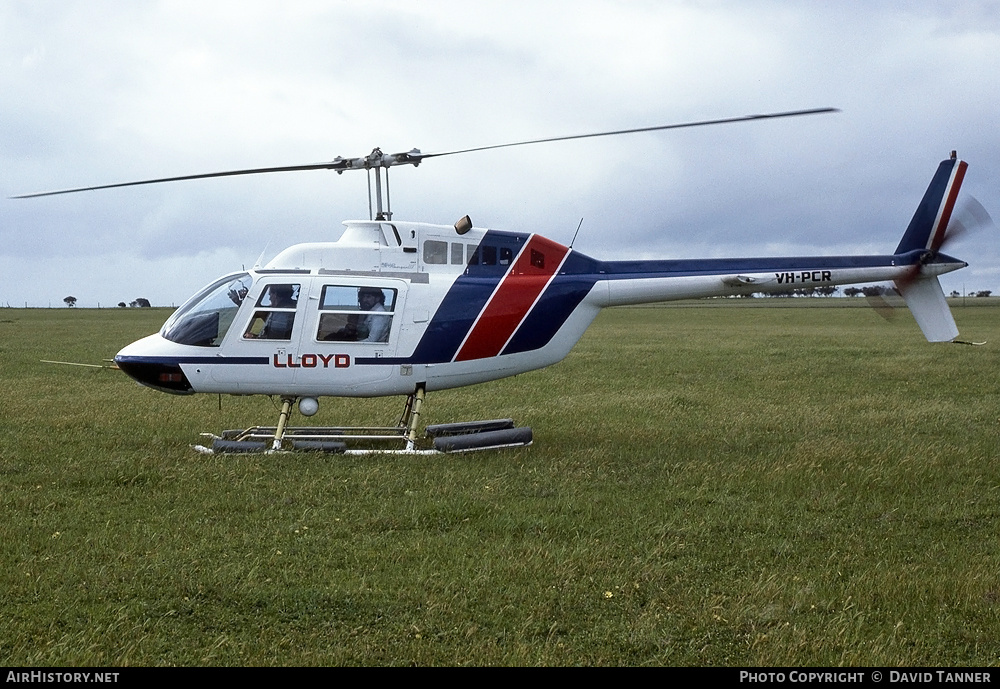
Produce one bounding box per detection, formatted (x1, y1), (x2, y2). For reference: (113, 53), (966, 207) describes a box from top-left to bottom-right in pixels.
(929, 160), (967, 250)
(455, 235), (569, 361)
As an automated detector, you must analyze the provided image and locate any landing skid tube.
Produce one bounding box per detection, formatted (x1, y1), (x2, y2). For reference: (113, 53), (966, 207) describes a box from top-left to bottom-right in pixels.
(194, 385), (533, 455)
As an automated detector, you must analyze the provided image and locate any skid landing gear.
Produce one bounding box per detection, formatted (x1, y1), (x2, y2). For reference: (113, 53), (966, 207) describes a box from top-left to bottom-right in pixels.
(195, 384), (533, 455)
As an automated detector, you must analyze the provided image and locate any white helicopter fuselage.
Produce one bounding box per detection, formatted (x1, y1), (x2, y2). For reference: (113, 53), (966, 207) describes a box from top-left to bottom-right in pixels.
(114, 228), (962, 403)
(114, 153), (971, 399)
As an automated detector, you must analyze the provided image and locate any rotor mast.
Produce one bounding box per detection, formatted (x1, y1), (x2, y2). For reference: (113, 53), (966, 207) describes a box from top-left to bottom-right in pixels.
(340, 147), (424, 220)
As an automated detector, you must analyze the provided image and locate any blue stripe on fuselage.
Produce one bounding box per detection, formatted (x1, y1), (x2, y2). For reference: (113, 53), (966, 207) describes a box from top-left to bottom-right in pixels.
(599, 254), (906, 278)
(115, 355), (269, 365)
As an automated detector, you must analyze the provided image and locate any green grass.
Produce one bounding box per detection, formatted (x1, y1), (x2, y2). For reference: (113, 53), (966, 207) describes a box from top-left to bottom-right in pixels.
(1, 302), (999, 666)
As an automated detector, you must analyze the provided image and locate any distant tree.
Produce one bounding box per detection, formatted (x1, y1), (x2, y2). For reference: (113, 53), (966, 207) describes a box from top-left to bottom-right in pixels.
(118, 302), (127, 308)
(815, 286), (838, 297)
(861, 285), (894, 297)
(134, 297), (151, 308)
(63, 296), (77, 308)
(950, 291), (961, 298)
(843, 287), (863, 297)
(975, 290), (992, 298)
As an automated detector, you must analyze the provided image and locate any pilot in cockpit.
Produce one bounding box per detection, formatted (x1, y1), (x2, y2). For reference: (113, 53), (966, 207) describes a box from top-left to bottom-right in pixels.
(244, 284), (298, 340)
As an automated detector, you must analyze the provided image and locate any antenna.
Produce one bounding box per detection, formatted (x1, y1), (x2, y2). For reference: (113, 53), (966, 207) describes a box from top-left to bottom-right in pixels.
(570, 218), (584, 248)
(252, 240), (272, 270)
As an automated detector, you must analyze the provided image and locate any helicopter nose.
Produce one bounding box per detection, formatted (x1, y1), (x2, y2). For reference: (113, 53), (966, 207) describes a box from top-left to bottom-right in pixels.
(114, 336), (194, 394)
(114, 356), (193, 394)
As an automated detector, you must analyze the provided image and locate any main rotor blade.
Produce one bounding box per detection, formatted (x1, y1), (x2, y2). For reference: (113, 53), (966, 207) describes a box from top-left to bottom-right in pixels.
(11, 161), (345, 198)
(12, 107), (837, 198)
(416, 108), (839, 160)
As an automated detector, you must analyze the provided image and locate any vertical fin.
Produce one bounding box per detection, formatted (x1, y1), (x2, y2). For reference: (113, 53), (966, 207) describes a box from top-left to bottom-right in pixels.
(894, 155), (967, 254)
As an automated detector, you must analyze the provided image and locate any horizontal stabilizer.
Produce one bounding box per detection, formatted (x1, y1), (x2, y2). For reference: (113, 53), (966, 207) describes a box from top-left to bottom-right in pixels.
(896, 276), (958, 342)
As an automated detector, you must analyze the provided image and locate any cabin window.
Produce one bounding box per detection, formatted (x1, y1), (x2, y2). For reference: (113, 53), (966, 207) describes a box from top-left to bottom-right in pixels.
(316, 285), (396, 344)
(451, 242), (464, 265)
(243, 284), (299, 340)
(161, 272), (252, 347)
(468, 244), (509, 266)
(423, 240), (448, 264)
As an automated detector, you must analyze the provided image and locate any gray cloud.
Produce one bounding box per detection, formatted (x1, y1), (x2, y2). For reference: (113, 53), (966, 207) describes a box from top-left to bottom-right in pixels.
(3, 0), (998, 307)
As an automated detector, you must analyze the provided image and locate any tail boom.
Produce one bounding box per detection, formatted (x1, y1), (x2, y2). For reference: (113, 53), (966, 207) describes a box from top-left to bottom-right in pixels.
(596, 255), (958, 306)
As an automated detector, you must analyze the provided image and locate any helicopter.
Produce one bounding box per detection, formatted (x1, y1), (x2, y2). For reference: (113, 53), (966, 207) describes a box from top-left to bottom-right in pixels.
(15, 109), (974, 454)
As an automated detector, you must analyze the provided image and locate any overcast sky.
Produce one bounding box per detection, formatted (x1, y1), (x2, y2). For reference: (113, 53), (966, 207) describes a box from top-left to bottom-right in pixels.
(2, 1), (999, 308)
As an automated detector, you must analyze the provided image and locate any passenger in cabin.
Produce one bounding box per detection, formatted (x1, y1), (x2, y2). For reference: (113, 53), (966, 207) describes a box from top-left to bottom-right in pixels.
(357, 287), (390, 343)
(316, 286), (392, 343)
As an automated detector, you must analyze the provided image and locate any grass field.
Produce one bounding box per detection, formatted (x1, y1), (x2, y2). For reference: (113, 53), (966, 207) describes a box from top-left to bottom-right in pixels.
(1, 302), (999, 666)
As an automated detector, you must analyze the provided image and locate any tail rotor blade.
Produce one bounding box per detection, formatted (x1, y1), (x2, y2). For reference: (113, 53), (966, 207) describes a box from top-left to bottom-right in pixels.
(896, 196), (990, 293)
(939, 195), (993, 250)
(866, 288), (904, 321)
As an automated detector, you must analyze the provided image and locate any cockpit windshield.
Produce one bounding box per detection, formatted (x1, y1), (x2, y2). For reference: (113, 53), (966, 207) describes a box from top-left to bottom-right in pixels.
(161, 273), (252, 347)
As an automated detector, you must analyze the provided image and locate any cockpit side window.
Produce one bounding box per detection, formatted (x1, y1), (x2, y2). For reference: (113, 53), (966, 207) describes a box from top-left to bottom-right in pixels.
(243, 284), (299, 340)
(316, 285), (396, 344)
(161, 273), (252, 347)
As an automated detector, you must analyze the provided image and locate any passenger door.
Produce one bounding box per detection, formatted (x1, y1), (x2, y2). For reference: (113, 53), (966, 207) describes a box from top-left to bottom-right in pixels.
(297, 278), (408, 390)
